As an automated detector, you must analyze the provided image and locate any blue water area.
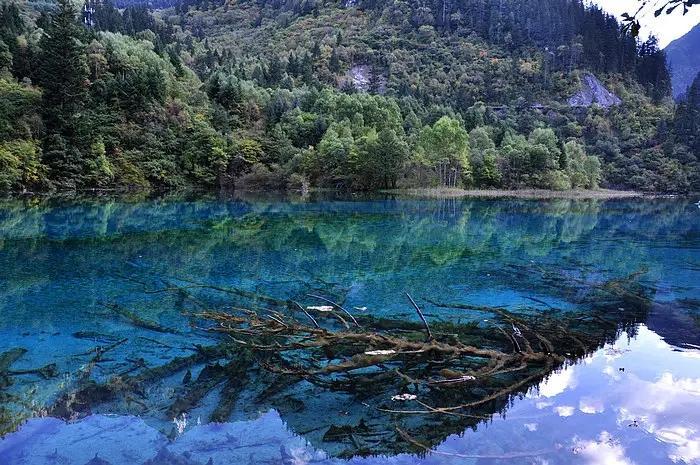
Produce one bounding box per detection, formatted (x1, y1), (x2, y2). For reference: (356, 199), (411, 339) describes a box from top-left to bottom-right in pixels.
(0, 193), (699, 465)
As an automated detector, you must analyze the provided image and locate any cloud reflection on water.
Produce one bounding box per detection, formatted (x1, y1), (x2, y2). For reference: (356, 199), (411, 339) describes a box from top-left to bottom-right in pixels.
(2, 326), (699, 465)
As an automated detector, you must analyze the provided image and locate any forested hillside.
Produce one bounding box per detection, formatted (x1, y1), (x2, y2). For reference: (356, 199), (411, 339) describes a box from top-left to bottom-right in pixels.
(0, 0), (698, 193)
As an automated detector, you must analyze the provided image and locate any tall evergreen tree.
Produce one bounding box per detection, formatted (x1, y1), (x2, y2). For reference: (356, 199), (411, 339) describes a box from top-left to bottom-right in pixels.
(636, 37), (672, 102)
(673, 73), (700, 159)
(38, 0), (90, 182)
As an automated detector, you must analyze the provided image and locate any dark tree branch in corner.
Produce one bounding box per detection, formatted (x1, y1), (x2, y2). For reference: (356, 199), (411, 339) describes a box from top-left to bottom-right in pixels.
(622, 0), (698, 36)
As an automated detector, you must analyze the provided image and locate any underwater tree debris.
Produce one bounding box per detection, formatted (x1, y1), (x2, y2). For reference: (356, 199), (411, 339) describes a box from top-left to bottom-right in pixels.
(196, 299), (564, 423)
(49, 344), (233, 420)
(406, 293), (433, 341)
(0, 348), (28, 373)
(100, 302), (180, 334)
(1, 267), (653, 458)
(306, 293), (360, 327)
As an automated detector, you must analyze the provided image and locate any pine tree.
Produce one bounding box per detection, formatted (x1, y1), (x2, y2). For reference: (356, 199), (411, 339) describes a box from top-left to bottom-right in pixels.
(673, 73), (700, 159)
(268, 54), (284, 84)
(636, 37), (672, 102)
(368, 67), (382, 94)
(329, 48), (341, 73)
(38, 0), (90, 182)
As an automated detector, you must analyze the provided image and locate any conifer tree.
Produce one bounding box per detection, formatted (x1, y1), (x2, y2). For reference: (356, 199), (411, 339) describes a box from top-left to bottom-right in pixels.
(38, 0), (90, 183)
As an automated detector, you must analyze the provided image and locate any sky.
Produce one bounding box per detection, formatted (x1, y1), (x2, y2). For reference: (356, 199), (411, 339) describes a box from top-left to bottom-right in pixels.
(590, 0), (700, 47)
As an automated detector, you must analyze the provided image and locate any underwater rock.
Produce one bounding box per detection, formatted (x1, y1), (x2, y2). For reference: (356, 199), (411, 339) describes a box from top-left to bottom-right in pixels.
(83, 454), (114, 465)
(0, 374), (11, 388)
(0, 348), (27, 371)
(142, 448), (203, 465)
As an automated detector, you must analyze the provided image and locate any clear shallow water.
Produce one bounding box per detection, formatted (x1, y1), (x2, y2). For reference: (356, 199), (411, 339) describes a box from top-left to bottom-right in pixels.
(0, 193), (699, 464)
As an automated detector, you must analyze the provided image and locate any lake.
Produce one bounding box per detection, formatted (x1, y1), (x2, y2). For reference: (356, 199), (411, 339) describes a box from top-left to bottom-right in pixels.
(0, 193), (699, 465)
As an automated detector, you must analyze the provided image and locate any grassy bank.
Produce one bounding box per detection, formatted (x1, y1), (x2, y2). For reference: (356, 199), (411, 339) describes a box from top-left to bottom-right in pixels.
(382, 188), (648, 199)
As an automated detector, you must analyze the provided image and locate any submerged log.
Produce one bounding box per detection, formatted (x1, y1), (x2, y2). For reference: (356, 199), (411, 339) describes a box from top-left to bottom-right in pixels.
(50, 344), (230, 420)
(73, 331), (123, 343)
(8, 363), (58, 379)
(209, 355), (253, 423)
(167, 363), (229, 419)
(101, 302), (179, 334)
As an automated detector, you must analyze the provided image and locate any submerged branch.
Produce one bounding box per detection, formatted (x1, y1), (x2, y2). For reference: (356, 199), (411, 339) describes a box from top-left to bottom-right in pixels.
(306, 293), (360, 327)
(406, 293), (433, 341)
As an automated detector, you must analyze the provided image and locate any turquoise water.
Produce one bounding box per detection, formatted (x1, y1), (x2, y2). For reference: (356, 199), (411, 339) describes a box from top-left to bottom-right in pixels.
(0, 193), (699, 464)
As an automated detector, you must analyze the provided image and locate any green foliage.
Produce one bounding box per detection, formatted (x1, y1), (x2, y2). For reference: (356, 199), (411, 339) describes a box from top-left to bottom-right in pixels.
(0, 0), (694, 193)
(351, 128), (409, 189)
(180, 116), (228, 185)
(38, 0), (89, 137)
(418, 116), (471, 187)
(635, 37), (672, 103)
(0, 78), (41, 140)
(0, 139), (47, 191)
(565, 140), (600, 189)
(85, 138), (114, 186)
(672, 73), (700, 178)
(234, 163), (289, 191)
(469, 127), (500, 187)
(311, 124), (355, 186)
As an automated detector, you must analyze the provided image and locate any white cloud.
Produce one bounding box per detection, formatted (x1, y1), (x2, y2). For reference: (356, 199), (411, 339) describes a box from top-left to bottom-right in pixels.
(603, 364), (623, 381)
(573, 431), (636, 465)
(536, 400), (554, 410)
(656, 427), (700, 464)
(579, 397), (605, 414)
(615, 372), (700, 464)
(554, 405), (576, 417)
(525, 423), (538, 432)
(535, 368), (578, 398)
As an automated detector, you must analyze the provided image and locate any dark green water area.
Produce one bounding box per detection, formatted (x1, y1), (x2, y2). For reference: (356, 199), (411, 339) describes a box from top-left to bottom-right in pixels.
(0, 192), (699, 465)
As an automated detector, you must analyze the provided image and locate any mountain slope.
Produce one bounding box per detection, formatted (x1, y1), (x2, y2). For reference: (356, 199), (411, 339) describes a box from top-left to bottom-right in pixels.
(1, 0), (696, 193)
(665, 23), (700, 98)
(169, 0), (687, 190)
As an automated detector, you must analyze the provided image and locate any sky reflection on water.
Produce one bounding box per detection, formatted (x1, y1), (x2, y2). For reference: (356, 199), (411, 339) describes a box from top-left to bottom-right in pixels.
(2, 326), (699, 465)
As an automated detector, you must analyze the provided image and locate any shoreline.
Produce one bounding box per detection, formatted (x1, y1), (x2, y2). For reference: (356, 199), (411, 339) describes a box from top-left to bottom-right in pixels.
(1, 187), (685, 201)
(381, 188), (653, 199)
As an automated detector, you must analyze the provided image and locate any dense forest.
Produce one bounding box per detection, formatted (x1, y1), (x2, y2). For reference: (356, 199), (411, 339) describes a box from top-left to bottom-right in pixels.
(0, 0), (698, 193)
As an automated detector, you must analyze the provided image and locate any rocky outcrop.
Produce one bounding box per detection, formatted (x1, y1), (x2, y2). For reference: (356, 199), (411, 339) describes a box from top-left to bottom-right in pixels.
(348, 64), (371, 91)
(568, 73), (621, 108)
(345, 64), (385, 93)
